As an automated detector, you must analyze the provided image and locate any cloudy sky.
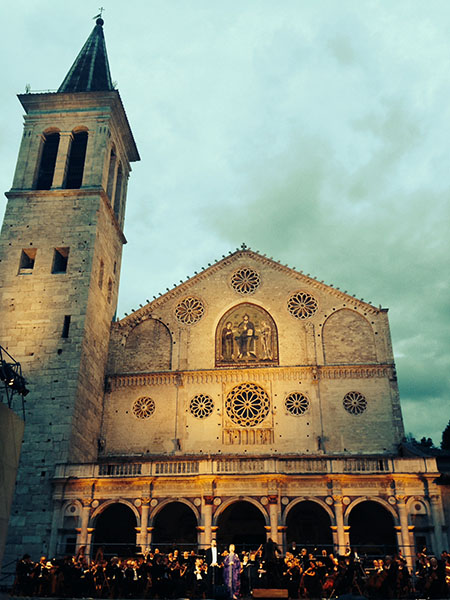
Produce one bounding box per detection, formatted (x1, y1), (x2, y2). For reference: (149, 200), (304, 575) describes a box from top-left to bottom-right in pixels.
(1, 1), (449, 445)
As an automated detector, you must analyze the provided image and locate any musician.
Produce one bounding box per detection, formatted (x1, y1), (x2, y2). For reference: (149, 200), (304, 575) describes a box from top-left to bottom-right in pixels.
(206, 539), (222, 595)
(193, 557), (208, 598)
(32, 556), (51, 596)
(14, 553), (34, 596)
(240, 553), (252, 596)
(180, 550), (195, 597)
(223, 544), (241, 599)
(282, 556), (301, 599)
(262, 537), (281, 587)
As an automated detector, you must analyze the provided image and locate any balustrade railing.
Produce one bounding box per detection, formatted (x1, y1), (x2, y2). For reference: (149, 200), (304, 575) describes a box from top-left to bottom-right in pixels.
(53, 456), (437, 480)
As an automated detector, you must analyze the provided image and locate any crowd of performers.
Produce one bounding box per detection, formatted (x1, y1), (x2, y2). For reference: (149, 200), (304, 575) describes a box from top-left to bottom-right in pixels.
(11, 540), (450, 599)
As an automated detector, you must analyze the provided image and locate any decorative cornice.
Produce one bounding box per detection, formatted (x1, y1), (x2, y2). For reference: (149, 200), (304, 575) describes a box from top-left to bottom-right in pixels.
(106, 364), (396, 390)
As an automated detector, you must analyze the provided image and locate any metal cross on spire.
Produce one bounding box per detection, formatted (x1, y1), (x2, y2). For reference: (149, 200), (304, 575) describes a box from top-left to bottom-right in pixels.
(93, 7), (105, 19)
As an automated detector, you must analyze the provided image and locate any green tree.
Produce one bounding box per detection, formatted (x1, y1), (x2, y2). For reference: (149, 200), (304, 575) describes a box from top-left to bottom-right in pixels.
(441, 420), (450, 451)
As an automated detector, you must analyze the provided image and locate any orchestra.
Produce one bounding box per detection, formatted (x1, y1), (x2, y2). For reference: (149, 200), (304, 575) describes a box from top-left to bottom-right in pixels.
(10, 544), (450, 598)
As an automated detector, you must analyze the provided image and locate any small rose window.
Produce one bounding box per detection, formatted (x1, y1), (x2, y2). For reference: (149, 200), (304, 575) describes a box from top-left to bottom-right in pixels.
(132, 396), (155, 419)
(343, 391), (367, 415)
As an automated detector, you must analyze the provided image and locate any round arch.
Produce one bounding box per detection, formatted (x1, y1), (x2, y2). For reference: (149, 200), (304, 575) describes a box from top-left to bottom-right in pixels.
(215, 302), (279, 366)
(151, 500), (198, 550)
(90, 498), (140, 527)
(213, 496), (269, 526)
(344, 496), (398, 526)
(405, 496), (430, 517)
(71, 125), (89, 134)
(285, 499), (334, 550)
(347, 499), (398, 556)
(215, 499), (268, 550)
(149, 497), (200, 524)
(42, 127), (61, 135)
(322, 309), (377, 364)
(121, 317), (172, 373)
(283, 497), (335, 526)
(92, 501), (138, 558)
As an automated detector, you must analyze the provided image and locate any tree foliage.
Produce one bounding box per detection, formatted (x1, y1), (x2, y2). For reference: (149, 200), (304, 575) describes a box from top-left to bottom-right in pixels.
(441, 419), (450, 451)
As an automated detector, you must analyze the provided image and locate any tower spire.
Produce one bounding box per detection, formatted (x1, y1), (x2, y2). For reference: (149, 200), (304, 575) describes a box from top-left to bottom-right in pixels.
(58, 17), (114, 93)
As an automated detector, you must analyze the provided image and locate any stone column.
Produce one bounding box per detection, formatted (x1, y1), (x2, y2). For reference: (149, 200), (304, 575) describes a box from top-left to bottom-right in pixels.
(278, 526), (287, 554)
(429, 494), (446, 555)
(148, 526), (155, 548)
(268, 496), (279, 544)
(333, 497), (347, 555)
(48, 501), (62, 558)
(76, 500), (92, 552)
(396, 496), (413, 569)
(51, 132), (72, 188)
(86, 528), (95, 561)
(140, 499), (150, 550)
(395, 526), (403, 554)
(203, 497), (214, 549)
(83, 128), (103, 187)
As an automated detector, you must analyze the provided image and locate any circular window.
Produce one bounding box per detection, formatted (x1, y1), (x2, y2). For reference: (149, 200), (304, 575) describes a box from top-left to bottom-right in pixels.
(231, 268), (261, 294)
(285, 392), (309, 416)
(132, 396), (155, 419)
(175, 296), (205, 324)
(287, 292), (318, 319)
(225, 382), (270, 427)
(343, 391), (367, 415)
(190, 394), (214, 419)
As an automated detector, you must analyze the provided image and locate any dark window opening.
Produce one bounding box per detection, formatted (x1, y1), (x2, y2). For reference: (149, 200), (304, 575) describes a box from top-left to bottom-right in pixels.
(114, 163), (123, 220)
(64, 131), (88, 189)
(35, 132), (60, 190)
(19, 248), (37, 274)
(62, 315), (71, 338)
(107, 278), (113, 304)
(52, 247), (69, 273)
(64, 537), (77, 556)
(98, 259), (104, 289)
(106, 147), (116, 201)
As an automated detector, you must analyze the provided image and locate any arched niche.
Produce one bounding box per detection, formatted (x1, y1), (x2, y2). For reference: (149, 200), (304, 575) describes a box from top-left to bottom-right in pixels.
(64, 129), (88, 189)
(285, 500), (333, 550)
(347, 499), (398, 556)
(92, 502), (138, 558)
(120, 318), (172, 373)
(216, 303), (279, 366)
(322, 309), (377, 364)
(214, 499), (267, 550)
(35, 131), (60, 190)
(151, 501), (198, 550)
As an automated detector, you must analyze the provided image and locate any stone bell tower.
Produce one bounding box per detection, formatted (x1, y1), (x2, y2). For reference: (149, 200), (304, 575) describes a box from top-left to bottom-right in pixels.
(0, 18), (139, 562)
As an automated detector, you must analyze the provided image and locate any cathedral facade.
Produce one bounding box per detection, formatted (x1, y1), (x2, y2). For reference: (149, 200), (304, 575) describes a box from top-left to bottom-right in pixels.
(1, 20), (447, 573)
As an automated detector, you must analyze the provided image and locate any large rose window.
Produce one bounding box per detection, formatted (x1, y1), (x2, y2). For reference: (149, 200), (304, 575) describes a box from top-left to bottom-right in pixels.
(225, 383), (270, 427)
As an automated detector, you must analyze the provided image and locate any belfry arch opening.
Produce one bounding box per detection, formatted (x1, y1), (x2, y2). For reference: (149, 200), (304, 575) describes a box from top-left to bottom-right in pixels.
(92, 503), (137, 558)
(65, 130), (88, 189)
(152, 502), (198, 551)
(216, 501), (266, 551)
(35, 131), (60, 190)
(348, 500), (398, 556)
(286, 501), (333, 551)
